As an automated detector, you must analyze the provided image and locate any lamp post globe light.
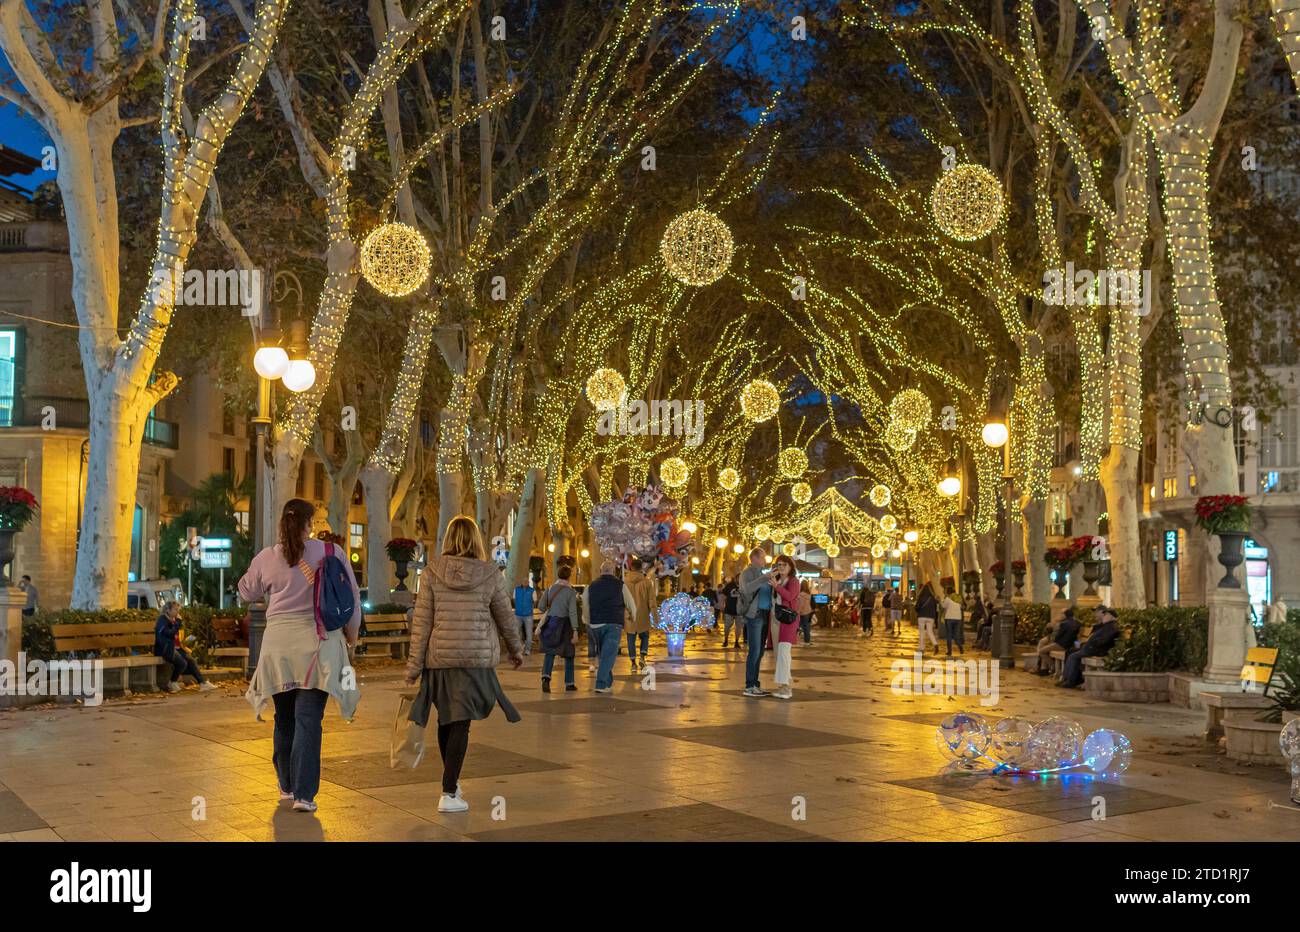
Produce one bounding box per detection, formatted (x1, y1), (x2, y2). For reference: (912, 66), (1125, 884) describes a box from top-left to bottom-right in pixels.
(938, 475), (961, 497)
(983, 415), (1016, 667)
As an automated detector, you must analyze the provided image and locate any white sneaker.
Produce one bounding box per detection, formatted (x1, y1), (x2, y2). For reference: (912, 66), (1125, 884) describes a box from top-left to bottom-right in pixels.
(292, 799), (318, 812)
(594, 686), (612, 694)
(165, 681), (181, 693)
(198, 681), (217, 692)
(278, 789), (294, 801)
(775, 687), (793, 699)
(744, 686), (768, 697)
(438, 793), (469, 813)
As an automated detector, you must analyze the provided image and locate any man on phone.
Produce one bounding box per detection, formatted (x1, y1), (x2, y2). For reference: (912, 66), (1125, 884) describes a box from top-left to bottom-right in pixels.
(737, 548), (772, 697)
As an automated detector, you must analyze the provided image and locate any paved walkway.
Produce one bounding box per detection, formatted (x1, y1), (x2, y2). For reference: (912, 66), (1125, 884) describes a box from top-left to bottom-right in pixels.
(1, 625), (1295, 842)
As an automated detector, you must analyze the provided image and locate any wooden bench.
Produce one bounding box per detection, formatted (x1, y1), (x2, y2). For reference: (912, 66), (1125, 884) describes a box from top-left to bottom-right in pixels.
(1239, 647), (1279, 693)
(209, 616), (249, 673)
(51, 621), (167, 696)
(360, 611), (411, 659)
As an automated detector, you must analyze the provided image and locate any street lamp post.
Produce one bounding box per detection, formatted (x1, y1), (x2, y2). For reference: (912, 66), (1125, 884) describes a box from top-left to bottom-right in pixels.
(982, 418), (1015, 667)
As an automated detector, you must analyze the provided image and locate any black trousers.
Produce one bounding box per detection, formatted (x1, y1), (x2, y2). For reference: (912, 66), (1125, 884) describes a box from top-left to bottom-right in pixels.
(169, 648), (203, 683)
(437, 720), (471, 794)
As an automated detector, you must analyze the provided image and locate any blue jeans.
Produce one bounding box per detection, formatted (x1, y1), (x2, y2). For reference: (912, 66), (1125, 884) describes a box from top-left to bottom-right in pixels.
(591, 624), (623, 689)
(944, 618), (964, 653)
(542, 652), (575, 686)
(626, 630), (648, 660)
(271, 687), (329, 803)
(516, 614), (533, 653)
(744, 615), (767, 688)
(799, 614), (812, 643)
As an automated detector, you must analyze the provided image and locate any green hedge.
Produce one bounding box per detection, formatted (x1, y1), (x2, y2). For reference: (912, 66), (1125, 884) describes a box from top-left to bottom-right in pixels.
(1104, 606), (1208, 674)
(1256, 609), (1300, 717)
(1013, 603), (1051, 644)
(21, 605), (243, 667)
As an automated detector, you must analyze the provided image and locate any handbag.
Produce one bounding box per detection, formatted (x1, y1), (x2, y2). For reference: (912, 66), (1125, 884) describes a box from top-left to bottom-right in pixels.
(774, 603), (797, 625)
(539, 615), (571, 652)
(389, 691), (427, 770)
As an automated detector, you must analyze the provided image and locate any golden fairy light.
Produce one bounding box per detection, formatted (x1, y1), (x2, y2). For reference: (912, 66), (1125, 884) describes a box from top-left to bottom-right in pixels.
(739, 378), (781, 422)
(660, 456), (689, 488)
(884, 420), (917, 451)
(826, 543), (840, 558)
(880, 513), (898, 533)
(585, 367), (627, 411)
(660, 207), (734, 286)
(869, 484), (892, 508)
(718, 467), (740, 491)
(781, 542), (796, 557)
(871, 542), (885, 559)
(777, 446), (808, 478)
(791, 481), (812, 505)
(753, 523), (771, 540)
(929, 163), (1004, 241)
(889, 389), (931, 431)
(359, 221), (431, 297)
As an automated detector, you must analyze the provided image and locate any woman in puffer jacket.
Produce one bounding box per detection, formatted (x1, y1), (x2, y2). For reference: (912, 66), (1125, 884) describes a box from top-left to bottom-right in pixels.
(404, 515), (524, 813)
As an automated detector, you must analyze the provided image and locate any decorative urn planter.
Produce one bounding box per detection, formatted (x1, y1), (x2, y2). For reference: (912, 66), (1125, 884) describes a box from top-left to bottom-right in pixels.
(0, 528), (16, 584)
(393, 560), (410, 592)
(1052, 566), (1070, 600)
(993, 573), (1006, 600)
(1215, 531), (1248, 589)
(1012, 569), (1025, 598)
(1081, 559), (1101, 597)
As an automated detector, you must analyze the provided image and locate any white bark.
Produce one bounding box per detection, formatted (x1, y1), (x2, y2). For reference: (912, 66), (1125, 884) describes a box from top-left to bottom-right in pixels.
(505, 467), (545, 588)
(1100, 445), (1144, 607)
(359, 464), (395, 598)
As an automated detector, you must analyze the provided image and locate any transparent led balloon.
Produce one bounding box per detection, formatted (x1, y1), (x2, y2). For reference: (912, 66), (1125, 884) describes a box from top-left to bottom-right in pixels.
(935, 712), (990, 771)
(1081, 728), (1132, 779)
(990, 716), (1033, 768)
(1026, 716), (1084, 769)
(1281, 719), (1300, 804)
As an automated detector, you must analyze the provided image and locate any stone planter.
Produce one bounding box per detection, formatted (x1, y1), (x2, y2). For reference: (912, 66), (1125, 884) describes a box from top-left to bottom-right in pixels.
(1215, 531), (1247, 589)
(393, 559), (410, 592)
(0, 528), (15, 584)
(1012, 570), (1025, 598)
(1052, 566), (1069, 600)
(993, 573), (1006, 600)
(1223, 717), (1285, 765)
(1081, 560), (1101, 597)
(1083, 669), (1170, 703)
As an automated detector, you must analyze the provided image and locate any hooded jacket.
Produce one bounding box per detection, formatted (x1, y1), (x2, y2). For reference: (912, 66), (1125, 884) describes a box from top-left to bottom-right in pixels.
(406, 555), (523, 675)
(623, 569), (658, 634)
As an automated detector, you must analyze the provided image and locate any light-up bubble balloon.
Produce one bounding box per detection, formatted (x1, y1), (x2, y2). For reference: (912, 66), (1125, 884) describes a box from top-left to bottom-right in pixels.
(1281, 720), (1300, 804)
(990, 716), (1034, 768)
(935, 712), (991, 769)
(1081, 728), (1132, 779)
(1027, 716), (1084, 769)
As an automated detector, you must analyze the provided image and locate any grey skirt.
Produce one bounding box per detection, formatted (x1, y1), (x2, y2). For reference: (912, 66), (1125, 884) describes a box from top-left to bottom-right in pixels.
(409, 666), (521, 727)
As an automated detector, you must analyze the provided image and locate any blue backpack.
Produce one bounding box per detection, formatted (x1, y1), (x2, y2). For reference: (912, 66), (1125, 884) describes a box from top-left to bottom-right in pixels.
(313, 542), (355, 637)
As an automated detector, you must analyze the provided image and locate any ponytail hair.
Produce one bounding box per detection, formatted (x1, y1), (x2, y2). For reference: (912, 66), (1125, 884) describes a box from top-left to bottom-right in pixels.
(280, 498), (315, 566)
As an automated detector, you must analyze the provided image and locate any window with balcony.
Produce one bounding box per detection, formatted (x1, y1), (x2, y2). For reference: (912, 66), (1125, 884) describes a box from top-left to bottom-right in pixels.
(1258, 396), (1298, 494)
(0, 329), (21, 427)
(349, 522), (364, 552)
(1162, 477), (1178, 499)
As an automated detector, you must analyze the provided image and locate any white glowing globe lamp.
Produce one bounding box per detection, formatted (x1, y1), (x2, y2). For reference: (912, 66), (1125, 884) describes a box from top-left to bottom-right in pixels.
(903, 530), (919, 543)
(282, 358), (317, 393)
(715, 537), (729, 550)
(938, 476), (962, 497)
(680, 520), (698, 535)
(254, 345), (289, 380)
(733, 543), (745, 554)
(982, 421), (1009, 448)
(899, 541), (909, 552)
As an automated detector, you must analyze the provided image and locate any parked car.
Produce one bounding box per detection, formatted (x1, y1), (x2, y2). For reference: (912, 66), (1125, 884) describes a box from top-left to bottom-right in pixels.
(127, 578), (187, 611)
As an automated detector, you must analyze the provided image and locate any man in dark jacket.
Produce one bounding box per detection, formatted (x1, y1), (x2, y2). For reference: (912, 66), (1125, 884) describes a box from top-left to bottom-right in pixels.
(1035, 607), (1080, 675)
(1059, 607), (1121, 688)
(153, 601), (213, 692)
(857, 586), (874, 636)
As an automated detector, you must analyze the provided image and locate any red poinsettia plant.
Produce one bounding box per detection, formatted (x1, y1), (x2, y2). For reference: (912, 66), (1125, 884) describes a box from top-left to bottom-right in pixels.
(989, 560), (1027, 576)
(1044, 536), (1089, 569)
(386, 537), (419, 562)
(1070, 535), (1105, 562)
(0, 486), (38, 531)
(1194, 495), (1250, 535)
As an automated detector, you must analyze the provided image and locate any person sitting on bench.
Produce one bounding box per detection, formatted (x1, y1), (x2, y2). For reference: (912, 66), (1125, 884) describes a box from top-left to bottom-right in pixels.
(1036, 607), (1080, 676)
(1059, 606), (1121, 688)
(154, 601), (215, 693)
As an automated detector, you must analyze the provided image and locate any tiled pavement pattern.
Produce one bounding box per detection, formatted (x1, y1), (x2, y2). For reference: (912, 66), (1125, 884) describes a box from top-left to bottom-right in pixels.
(0, 625), (1296, 842)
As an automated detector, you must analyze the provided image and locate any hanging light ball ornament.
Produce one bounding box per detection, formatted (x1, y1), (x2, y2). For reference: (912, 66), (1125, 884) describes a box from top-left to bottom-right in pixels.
(660, 207), (734, 286)
(884, 420), (918, 451)
(879, 514), (898, 533)
(826, 543), (841, 558)
(869, 484), (892, 508)
(739, 379), (781, 423)
(717, 467), (741, 491)
(929, 163), (1004, 241)
(815, 533), (832, 550)
(659, 457), (689, 488)
(585, 368), (627, 412)
(360, 221), (431, 297)
(777, 446), (809, 478)
(889, 389), (932, 431)
(753, 523), (771, 541)
(870, 542), (886, 559)
(781, 542), (796, 557)
(791, 481), (812, 505)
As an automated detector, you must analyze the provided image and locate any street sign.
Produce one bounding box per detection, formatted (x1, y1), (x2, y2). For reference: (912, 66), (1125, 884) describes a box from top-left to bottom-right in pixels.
(200, 537), (232, 551)
(200, 550), (232, 569)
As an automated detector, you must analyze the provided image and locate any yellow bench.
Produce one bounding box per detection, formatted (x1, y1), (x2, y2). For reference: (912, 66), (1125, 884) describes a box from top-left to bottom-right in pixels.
(1240, 647), (1279, 693)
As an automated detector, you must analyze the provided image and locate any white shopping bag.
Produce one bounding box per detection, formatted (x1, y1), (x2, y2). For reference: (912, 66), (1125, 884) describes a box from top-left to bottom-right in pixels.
(389, 691), (427, 770)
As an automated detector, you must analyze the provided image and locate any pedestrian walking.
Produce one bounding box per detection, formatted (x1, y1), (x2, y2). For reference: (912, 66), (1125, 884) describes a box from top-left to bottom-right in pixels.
(584, 561), (637, 692)
(18, 575), (37, 616)
(239, 498), (362, 813)
(623, 557), (657, 670)
(513, 577), (536, 655)
(403, 515), (523, 813)
(796, 579), (814, 644)
(858, 585), (874, 637)
(940, 588), (964, 655)
(721, 575), (741, 648)
(538, 565), (580, 692)
(915, 581), (940, 652)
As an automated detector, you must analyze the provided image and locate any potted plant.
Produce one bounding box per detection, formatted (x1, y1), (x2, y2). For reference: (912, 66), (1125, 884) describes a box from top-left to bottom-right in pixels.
(940, 575), (955, 595)
(1043, 540), (1085, 600)
(1011, 559), (1027, 597)
(1194, 495), (1251, 589)
(1073, 535), (1105, 596)
(989, 561), (1007, 599)
(386, 537), (419, 592)
(0, 486), (38, 584)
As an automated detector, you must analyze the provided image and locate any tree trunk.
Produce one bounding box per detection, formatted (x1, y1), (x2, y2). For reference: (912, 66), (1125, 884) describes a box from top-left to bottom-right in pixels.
(1021, 497), (1050, 601)
(505, 467), (545, 588)
(359, 465), (394, 599)
(1100, 444), (1144, 607)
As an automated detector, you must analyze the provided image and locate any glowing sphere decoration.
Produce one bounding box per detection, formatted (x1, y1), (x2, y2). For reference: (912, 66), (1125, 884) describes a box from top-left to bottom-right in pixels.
(739, 379), (781, 423)
(585, 368), (627, 411)
(889, 389), (932, 431)
(660, 207), (734, 286)
(1081, 729), (1133, 779)
(884, 420), (917, 451)
(718, 467), (741, 491)
(777, 446), (808, 478)
(935, 712), (991, 770)
(825, 543), (840, 558)
(770, 530), (785, 544)
(659, 457), (689, 488)
(938, 476), (962, 497)
(1026, 716), (1084, 769)
(814, 533), (832, 549)
(929, 163), (1005, 241)
(791, 481), (812, 505)
(869, 484), (892, 508)
(781, 543), (796, 556)
(360, 221), (431, 297)
(879, 514), (897, 533)
(870, 543), (885, 559)
(753, 523), (771, 541)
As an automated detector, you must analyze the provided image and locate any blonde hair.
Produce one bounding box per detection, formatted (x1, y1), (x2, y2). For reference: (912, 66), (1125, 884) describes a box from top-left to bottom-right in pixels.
(441, 515), (486, 560)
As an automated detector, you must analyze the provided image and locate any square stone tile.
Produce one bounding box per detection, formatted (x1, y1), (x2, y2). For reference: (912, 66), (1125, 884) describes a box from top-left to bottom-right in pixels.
(513, 697), (673, 716)
(467, 802), (827, 841)
(888, 773), (1194, 823)
(645, 722), (868, 753)
(0, 789), (47, 834)
(320, 745), (568, 789)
